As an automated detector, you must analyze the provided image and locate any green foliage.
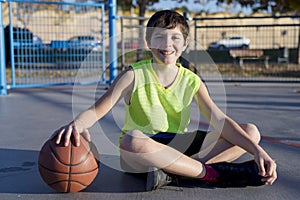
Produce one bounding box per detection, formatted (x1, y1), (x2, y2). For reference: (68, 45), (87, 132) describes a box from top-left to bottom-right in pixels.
(124, 0), (300, 14)
(215, 0), (300, 14)
(117, 0), (159, 14)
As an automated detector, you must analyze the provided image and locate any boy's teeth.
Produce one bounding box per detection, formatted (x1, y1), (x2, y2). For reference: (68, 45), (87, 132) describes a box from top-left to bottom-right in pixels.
(160, 50), (173, 55)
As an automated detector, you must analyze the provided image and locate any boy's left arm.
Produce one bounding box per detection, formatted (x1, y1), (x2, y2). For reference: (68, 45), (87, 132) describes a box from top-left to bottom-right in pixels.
(194, 81), (277, 185)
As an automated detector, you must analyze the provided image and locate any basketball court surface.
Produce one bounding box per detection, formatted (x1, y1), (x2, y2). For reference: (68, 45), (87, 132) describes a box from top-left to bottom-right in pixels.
(0, 82), (299, 200)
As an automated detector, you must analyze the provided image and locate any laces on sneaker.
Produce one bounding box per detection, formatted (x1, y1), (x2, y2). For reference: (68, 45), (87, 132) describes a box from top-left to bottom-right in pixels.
(172, 175), (183, 191)
(146, 167), (183, 191)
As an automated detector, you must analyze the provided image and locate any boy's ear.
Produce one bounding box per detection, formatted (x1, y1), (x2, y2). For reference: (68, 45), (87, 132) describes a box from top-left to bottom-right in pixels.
(183, 38), (189, 51)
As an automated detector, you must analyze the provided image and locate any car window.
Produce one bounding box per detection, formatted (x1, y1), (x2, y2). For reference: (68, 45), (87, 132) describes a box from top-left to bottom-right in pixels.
(69, 37), (79, 42)
(230, 37), (241, 40)
(14, 31), (33, 43)
(80, 36), (94, 41)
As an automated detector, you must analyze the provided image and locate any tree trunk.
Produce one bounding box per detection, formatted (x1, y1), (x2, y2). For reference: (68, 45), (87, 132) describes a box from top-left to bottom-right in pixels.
(298, 22), (300, 64)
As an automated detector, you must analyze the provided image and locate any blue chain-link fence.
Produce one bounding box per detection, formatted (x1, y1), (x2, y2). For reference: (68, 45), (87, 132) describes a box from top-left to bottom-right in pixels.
(1, 0), (118, 95)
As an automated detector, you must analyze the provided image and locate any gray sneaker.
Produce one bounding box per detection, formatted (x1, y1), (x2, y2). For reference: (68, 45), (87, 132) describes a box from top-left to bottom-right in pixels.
(146, 167), (174, 191)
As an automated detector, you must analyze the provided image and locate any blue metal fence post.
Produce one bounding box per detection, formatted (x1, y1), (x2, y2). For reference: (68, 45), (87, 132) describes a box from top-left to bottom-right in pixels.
(108, 0), (118, 84)
(0, 1), (7, 95)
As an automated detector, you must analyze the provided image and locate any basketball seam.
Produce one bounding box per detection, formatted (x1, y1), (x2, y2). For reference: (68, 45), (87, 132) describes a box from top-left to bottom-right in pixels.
(67, 142), (72, 192)
(48, 140), (93, 166)
(49, 180), (89, 187)
(38, 163), (99, 174)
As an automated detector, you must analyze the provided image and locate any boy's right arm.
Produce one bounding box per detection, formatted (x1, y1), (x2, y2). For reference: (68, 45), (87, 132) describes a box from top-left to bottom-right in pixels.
(53, 68), (135, 146)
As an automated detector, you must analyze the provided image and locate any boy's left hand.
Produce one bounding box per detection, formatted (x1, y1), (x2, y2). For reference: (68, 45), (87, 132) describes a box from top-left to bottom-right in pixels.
(254, 147), (277, 185)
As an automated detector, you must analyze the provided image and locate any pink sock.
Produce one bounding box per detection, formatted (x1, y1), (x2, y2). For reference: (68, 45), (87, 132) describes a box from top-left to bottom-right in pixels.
(199, 164), (219, 182)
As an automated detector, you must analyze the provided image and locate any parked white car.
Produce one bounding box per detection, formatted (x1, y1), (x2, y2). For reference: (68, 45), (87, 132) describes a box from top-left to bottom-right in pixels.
(209, 35), (250, 49)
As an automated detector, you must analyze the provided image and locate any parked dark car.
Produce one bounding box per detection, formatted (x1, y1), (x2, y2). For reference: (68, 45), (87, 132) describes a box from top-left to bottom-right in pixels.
(67, 35), (101, 51)
(4, 26), (43, 66)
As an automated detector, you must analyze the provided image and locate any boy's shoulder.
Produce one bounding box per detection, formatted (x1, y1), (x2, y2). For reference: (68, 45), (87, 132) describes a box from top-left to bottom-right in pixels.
(176, 63), (201, 88)
(177, 63), (199, 78)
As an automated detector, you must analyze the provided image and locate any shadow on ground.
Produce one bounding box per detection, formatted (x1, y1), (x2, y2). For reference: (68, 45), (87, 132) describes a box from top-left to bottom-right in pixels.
(0, 148), (147, 194)
(0, 148), (214, 194)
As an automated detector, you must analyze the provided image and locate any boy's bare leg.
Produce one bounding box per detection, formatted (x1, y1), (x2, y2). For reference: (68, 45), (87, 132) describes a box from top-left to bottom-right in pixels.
(193, 123), (261, 164)
(120, 123), (260, 178)
(120, 130), (206, 178)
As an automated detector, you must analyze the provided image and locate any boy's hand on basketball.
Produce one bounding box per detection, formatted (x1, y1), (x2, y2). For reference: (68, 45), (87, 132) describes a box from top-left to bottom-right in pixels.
(51, 122), (91, 147)
(254, 147), (277, 185)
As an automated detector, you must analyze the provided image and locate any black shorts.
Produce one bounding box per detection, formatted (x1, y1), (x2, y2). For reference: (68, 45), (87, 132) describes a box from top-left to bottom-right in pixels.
(120, 130), (207, 172)
(150, 130), (207, 157)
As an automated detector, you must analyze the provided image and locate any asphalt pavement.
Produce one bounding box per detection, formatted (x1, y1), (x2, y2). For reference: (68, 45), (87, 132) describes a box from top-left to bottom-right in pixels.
(0, 82), (299, 200)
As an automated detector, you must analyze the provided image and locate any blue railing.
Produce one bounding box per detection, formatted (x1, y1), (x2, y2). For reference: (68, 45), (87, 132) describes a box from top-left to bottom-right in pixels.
(0, 1), (6, 95)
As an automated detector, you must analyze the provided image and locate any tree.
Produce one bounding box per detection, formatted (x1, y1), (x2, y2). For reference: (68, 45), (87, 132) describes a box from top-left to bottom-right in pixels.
(215, 0), (300, 14)
(117, 0), (159, 60)
(118, 0), (159, 17)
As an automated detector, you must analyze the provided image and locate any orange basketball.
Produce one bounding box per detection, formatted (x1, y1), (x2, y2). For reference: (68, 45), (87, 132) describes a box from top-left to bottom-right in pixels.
(38, 136), (100, 193)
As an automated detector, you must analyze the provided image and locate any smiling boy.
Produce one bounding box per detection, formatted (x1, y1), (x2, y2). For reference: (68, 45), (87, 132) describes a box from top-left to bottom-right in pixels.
(53, 10), (277, 191)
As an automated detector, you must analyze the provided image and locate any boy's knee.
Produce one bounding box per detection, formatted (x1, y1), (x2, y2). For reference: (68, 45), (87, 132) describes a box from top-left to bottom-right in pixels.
(120, 130), (150, 153)
(242, 123), (261, 143)
(120, 130), (153, 173)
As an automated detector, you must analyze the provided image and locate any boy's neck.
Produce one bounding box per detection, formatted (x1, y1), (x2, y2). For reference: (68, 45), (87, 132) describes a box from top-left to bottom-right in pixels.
(152, 59), (178, 72)
(152, 62), (179, 88)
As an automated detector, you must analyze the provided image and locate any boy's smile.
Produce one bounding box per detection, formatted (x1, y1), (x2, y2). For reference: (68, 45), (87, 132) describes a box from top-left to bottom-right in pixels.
(149, 27), (188, 66)
(159, 50), (174, 56)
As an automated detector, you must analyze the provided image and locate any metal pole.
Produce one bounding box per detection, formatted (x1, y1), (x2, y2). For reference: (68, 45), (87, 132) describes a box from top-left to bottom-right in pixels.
(108, 0), (117, 84)
(120, 17), (125, 70)
(8, 1), (15, 87)
(101, 4), (106, 83)
(0, 1), (7, 95)
(194, 19), (197, 50)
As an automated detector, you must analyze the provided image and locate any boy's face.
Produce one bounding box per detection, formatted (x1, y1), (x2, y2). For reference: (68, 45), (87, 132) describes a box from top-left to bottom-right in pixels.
(149, 26), (188, 66)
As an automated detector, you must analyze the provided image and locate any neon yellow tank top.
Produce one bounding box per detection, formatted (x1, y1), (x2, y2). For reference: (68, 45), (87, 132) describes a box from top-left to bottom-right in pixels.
(122, 59), (201, 135)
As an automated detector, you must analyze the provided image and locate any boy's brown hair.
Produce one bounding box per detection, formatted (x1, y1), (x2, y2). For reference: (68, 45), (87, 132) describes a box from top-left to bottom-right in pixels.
(145, 10), (189, 46)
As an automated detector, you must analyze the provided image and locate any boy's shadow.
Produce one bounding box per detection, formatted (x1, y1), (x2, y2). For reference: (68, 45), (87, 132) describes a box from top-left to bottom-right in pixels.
(0, 148), (212, 194)
(87, 164), (146, 193)
(0, 148), (147, 194)
(88, 163), (214, 193)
